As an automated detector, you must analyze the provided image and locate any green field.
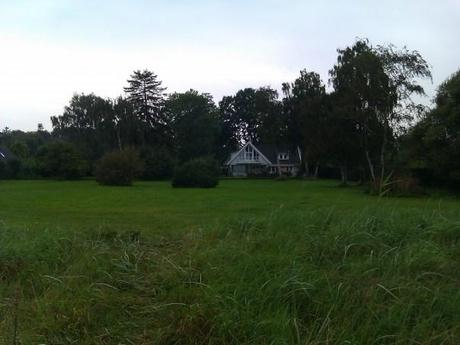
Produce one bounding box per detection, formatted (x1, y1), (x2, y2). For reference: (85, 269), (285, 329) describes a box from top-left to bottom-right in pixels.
(1, 180), (459, 344)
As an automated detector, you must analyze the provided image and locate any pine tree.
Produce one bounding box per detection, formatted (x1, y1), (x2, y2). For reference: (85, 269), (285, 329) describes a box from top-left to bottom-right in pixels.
(124, 70), (168, 145)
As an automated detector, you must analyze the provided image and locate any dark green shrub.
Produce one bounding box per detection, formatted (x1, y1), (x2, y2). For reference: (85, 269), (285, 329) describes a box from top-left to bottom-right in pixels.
(9, 141), (29, 159)
(36, 142), (87, 179)
(140, 146), (174, 180)
(0, 159), (19, 179)
(0, 160), (6, 179)
(172, 157), (219, 188)
(0, 157), (37, 179)
(19, 158), (38, 179)
(95, 148), (143, 186)
(6, 158), (22, 178)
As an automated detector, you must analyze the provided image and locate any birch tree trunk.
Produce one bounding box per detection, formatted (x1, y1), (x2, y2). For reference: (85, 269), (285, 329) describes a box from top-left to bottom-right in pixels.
(365, 150), (376, 182)
(340, 165), (348, 185)
(116, 126), (122, 151)
(313, 164), (319, 178)
(379, 118), (388, 182)
(304, 160), (309, 178)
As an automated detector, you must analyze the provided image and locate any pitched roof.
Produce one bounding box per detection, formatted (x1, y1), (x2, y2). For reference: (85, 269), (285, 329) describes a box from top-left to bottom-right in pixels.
(256, 143), (301, 165)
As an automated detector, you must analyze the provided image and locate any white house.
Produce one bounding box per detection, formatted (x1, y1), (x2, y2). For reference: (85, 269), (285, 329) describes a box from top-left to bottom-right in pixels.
(225, 142), (302, 177)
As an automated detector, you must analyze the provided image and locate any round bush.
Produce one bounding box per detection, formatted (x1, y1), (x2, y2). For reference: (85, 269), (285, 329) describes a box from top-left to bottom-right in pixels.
(172, 157), (219, 188)
(95, 149), (143, 186)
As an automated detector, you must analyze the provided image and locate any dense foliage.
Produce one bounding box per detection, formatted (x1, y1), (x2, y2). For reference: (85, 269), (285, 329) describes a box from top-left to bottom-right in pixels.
(36, 141), (87, 179)
(0, 157), (22, 179)
(139, 146), (174, 180)
(167, 90), (220, 163)
(1, 39), (458, 192)
(172, 157), (219, 188)
(95, 148), (144, 186)
(402, 70), (460, 188)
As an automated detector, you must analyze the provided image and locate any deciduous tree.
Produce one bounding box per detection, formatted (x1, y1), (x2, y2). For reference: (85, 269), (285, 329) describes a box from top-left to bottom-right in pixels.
(166, 90), (220, 163)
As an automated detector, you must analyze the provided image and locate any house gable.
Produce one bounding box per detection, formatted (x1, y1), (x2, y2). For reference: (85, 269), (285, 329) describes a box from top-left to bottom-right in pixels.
(226, 142), (273, 166)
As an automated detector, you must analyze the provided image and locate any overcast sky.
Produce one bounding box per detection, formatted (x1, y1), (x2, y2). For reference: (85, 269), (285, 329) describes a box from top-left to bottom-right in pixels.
(1, 0), (459, 131)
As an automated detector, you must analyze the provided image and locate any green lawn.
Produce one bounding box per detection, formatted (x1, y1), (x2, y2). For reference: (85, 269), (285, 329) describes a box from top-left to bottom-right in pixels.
(1, 179), (458, 230)
(0, 180), (459, 344)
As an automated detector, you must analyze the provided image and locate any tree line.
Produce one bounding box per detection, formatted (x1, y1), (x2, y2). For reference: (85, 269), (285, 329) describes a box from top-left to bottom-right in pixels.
(1, 38), (459, 190)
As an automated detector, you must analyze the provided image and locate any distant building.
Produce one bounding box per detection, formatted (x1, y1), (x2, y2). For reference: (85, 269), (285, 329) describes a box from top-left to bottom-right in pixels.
(225, 141), (302, 177)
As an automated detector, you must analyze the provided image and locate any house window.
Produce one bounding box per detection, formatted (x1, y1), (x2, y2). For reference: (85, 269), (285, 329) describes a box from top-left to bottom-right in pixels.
(245, 145), (253, 160)
(244, 145), (260, 161)
(278, 153), (289, 160)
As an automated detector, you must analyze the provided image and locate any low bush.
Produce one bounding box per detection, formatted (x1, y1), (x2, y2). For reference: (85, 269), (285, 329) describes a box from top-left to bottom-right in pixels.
(95, 148), (144, 186)
(172, 157), (219, 188)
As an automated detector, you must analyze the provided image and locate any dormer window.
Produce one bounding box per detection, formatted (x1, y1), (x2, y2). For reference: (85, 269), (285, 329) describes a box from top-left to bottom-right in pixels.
(278, 153), (289, 160)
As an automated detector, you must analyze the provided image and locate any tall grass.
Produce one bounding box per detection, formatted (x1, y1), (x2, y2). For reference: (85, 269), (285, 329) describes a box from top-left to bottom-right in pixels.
(1, 207), (459, 344)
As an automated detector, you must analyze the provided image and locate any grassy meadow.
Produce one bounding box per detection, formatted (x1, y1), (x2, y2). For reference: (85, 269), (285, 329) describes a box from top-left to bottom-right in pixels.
(0, 179), (459, 344)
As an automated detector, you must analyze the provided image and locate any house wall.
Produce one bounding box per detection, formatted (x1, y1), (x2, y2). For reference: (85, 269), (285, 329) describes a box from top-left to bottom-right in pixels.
(231, 164), (247, 177)
(273, 165), (298, 176)
(230, 164), (298, 177)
